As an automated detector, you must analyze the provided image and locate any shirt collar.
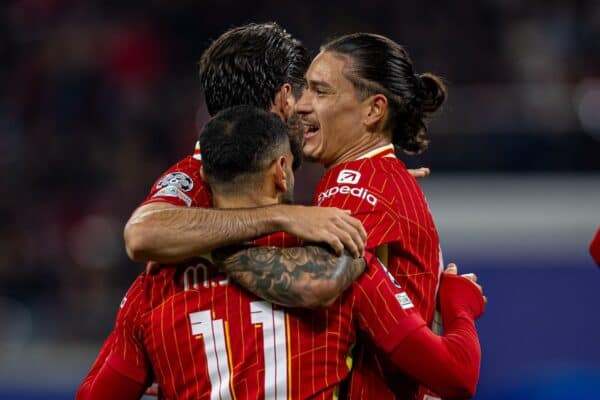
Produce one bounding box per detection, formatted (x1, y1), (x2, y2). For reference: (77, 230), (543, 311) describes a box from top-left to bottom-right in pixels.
(193, 141), (202, 160)
(356, 144), (396, 160)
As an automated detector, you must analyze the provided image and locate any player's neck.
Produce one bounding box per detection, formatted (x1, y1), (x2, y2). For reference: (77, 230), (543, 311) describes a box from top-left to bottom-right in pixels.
(326, 133), (390, 169)
(212, 191), (278, 209)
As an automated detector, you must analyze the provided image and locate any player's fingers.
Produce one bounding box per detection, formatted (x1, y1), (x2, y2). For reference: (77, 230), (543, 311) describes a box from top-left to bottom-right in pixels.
(483, 295), (488, 305)
(461, 273), (478, 283)
(341, 212), (367, 243)
(333, 218), (365, 257)
(408, 167), (431, 179)
(323, 233), (345, 257)
(145, 384), (159, 396)
(333, 227), (361, 258)
(445, 263), (458, 274)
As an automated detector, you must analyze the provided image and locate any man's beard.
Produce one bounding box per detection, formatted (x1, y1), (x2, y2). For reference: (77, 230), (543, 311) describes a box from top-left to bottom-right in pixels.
(286, 112), (305, 171)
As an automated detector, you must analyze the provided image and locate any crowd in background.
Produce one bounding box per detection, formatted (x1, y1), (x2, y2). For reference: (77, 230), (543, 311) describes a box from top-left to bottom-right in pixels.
(1, 0), (599, 346)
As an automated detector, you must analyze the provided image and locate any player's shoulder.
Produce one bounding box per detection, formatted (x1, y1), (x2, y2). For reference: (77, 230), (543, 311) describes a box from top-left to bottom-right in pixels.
(117, 272), (149, 316)
(315, 158), (402, 208)
(143, 258), (229, 308)
(328, 157), (407, 187)
(144, 154), (211, 208)
(361, 252), (402, 285)
(122, 268), (182, 307)
(154, 155), (203, 189)
(353, 253), (416, 309)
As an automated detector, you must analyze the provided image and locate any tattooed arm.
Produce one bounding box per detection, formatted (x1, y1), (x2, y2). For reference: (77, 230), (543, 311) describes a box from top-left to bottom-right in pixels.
(212, 245), (365, 308)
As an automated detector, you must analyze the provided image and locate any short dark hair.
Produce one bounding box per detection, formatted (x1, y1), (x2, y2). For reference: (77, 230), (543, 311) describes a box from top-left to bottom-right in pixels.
(199, 23), (310, 116)
(200, 105), (289, 188)
(322, 33), (447, 154)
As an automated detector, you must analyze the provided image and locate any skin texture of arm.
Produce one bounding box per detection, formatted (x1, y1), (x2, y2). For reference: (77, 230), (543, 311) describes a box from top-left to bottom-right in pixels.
(124, 202), (367, 263)
(213, 245), (366, 308)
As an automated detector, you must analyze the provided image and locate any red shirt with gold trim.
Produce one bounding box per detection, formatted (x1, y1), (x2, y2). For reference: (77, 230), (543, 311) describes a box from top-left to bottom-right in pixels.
(313, 144), (443, 400)
(103, 244), (423, 399)
(97, 144), (424, 398)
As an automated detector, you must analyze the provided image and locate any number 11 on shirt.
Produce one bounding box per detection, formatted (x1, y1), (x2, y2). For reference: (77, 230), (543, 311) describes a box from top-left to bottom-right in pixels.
(189, 301), (289, 400)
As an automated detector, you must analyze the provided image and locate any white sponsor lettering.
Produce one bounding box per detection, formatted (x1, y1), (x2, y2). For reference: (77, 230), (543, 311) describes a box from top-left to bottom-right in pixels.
(318, 185), (378, 206)
(183, 258), (228, 291)
(337, 169), (361, 184)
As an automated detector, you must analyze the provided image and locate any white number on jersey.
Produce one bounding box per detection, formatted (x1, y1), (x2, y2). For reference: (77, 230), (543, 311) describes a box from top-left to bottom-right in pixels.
(189, 301), (288, 399)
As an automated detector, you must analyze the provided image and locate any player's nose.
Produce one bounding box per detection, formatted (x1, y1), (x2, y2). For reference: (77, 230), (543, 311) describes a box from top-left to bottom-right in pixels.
(295, 88), (314, 115)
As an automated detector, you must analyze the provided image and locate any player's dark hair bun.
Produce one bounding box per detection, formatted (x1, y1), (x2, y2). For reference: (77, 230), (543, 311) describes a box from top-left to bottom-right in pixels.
(322, 33), (446, 154)
(416, 73), (447, 114)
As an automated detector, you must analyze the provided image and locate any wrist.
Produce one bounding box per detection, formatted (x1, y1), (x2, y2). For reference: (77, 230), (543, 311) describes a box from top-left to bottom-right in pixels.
(265, 204), (294, 232)
(439, 274), (485, 321)
(442, 310), (476, 327)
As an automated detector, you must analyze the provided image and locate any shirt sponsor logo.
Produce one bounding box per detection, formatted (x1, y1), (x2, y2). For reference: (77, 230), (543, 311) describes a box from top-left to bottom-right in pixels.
(153, 185), (192, 206)
(156, 172), (194, 192)
(318, 185), (378, 206)
(337, 169), (361, 184)
(183, 258), (229, 290)
(395, 292), (414, 310)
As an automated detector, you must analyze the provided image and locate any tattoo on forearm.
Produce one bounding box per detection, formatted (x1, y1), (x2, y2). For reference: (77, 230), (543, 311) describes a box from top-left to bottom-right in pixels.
(213, 246), (365, 308)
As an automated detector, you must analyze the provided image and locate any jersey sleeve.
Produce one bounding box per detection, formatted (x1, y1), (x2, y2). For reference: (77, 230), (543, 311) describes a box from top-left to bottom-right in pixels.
(77, 332), (117, 397)
(76, 359), (146, 400)
(251, 231), (303, 247)
(590, 226), (600, 267)
(140, 157), (206, 208)
(315, 165), (400, 250)
(104, 274), (151, 384)
(353, 252), (426, 353)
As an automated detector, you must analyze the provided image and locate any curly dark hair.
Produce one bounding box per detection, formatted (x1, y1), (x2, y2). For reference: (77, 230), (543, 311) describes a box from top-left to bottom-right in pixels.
(199, 22), (310, 116)
(322, 33), (447, 154)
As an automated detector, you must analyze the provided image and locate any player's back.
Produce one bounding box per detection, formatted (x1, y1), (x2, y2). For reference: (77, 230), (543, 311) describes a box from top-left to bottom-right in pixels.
(138, 257), (357, 400)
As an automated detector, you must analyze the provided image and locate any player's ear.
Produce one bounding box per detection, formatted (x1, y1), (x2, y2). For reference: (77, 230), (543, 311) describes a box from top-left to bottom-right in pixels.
(363, 94), (388, 131)
(271, 83), (294, 121)
(273, 155), (288, 194)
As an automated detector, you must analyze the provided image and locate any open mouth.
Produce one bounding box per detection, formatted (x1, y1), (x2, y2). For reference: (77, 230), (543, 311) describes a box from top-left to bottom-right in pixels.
(303, 122), (320, 139)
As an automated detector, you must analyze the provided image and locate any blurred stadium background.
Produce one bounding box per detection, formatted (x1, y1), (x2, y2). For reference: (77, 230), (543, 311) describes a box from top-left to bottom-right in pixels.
(1, 1), (599, 399)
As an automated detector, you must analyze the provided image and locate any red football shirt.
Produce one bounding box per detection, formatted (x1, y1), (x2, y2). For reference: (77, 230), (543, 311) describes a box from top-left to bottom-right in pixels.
(313, 144), (443, 400)
(99, 144), (423, 398)
(101, 243), (423, 399)
(140, 142), (210, 209)
(138, 145), (298, 251)
(591, 227), (600, 267)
